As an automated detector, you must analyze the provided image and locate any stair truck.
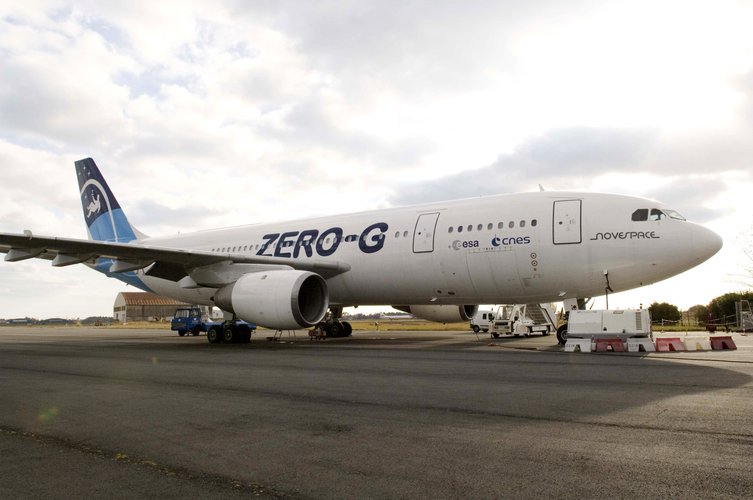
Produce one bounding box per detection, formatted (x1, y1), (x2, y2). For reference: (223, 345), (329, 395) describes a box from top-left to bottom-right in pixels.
(488, 304), (556, 338)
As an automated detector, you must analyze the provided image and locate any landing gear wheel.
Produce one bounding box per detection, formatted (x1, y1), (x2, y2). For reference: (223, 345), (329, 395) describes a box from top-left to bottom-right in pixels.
(327, 322), (343, 338)
(341, 321), (353, 337)
(223, 327), (236, 343)
(207, 326), (222, 344)
(556, 325), (568, 345)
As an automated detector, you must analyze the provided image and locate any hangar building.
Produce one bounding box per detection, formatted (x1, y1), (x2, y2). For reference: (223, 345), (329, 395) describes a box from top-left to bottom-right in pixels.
(113, 292), (190, 323)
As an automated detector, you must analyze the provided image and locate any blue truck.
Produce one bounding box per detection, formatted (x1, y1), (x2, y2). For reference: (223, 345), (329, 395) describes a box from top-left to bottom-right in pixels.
(171, 307), (256, 344)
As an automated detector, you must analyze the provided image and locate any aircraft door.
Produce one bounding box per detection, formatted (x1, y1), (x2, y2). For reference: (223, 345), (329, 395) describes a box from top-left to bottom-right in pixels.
(553, 200), (582, 245)
(413, 212), (440, 253)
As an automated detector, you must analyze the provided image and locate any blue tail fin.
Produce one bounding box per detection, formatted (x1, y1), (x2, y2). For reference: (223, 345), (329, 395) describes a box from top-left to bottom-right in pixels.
(76, 158), (145, 243)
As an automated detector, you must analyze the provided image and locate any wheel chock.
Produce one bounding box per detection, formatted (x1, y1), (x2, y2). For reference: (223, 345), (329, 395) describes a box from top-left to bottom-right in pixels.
(684, 337), (711, 351)
(564, 339), (592, 352)
(627, 338), (656, 352)
(709, 336), (737, 350)
(655, 338), (686, 352)
(594, 338), (626, 352)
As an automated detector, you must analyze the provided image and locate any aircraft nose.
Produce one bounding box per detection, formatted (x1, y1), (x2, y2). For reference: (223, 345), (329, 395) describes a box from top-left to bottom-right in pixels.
(692, 224), (723, 263)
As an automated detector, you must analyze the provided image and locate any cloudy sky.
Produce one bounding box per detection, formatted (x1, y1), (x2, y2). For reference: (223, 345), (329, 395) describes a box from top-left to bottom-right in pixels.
(1, 0), (752, 319)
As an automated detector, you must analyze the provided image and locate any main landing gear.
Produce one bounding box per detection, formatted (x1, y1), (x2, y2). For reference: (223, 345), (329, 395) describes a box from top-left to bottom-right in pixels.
(317, 306), (353, 338)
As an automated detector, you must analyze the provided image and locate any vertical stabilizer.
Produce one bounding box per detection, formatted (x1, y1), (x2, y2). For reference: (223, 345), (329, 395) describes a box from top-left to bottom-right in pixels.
(75, 158), (145, 243)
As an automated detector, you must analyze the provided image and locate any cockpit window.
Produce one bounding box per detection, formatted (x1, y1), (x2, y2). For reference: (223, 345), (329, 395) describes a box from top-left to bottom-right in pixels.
(650, 208), (665, 221)
(632, 208), (686, 222)
(631, 209), (648, 221)
(664, 209), (686, 221)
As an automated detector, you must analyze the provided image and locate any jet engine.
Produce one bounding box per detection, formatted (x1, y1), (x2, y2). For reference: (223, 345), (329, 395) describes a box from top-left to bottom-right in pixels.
(392, 304), (478, 323)
(213, 270), (328, 330)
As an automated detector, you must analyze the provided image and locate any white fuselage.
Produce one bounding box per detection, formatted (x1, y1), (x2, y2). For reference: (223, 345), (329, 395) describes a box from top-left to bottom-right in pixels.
(135, 191), (722, 307)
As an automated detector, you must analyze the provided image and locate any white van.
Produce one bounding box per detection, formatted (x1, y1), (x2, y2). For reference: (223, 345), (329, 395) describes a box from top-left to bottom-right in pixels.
(470, 309), (495, 333)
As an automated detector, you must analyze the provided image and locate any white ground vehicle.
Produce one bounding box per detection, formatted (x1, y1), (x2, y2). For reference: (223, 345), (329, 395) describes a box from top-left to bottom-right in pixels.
(557, 309), (651, 345)
(488, 304), (556, 338)
(470, 309), (495, 333)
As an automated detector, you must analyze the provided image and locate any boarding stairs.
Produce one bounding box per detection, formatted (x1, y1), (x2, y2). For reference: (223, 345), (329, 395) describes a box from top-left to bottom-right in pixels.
(524, 303), (555, 327)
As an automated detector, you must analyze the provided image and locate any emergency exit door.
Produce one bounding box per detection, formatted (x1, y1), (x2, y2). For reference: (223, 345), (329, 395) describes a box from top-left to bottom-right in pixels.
(552, 200), (582, 245)
(413, 212), (440, 253)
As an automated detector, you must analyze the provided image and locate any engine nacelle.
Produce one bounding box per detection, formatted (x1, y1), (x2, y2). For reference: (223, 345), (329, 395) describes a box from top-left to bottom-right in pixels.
(213, 270), (328, 330)
(392, 304), (478, 323)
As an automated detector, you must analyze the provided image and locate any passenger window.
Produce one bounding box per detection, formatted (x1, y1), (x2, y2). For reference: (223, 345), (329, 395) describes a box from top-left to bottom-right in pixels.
(403, 231), (408, 238)
(632, 209), (648, 222)
(508, 221), (514, 228)
(477, 224), (483, 231)
(498, 222), (503, 229)
(448, 227), (454, 233)
(467, 225), (472, 232)
(520, 220), (526, 228)
(531, 219), (538, 227)
(395, 231), (400, 238)
(458, 226), (463, 233)
(487, 223), (493, 230)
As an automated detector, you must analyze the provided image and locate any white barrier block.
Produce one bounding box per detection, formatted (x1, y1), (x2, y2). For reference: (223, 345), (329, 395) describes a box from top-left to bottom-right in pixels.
(684, 337), (711, 351)
(627, 338), (656, 352)
(565, 339), (593, 352)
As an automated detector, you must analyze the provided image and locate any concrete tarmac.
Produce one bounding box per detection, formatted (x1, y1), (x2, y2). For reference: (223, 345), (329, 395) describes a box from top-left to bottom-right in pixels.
(1, 327), (752, 499)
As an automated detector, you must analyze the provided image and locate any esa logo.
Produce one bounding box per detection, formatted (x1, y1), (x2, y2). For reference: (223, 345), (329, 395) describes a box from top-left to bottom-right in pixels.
(451, 239), (479, 250)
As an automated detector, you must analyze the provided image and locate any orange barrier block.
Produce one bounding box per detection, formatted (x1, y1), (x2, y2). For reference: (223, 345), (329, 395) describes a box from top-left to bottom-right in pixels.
(709, 336), (737, 350)
(594, 338), (625, 352)
(655, 338), (686, 352)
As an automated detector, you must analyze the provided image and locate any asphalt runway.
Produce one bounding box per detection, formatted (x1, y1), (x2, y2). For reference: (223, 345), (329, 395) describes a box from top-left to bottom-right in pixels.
(1, 327), (752, 499)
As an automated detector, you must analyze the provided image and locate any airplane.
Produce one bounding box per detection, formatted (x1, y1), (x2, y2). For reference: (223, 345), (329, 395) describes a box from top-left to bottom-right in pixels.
(0, 158), (722, 343)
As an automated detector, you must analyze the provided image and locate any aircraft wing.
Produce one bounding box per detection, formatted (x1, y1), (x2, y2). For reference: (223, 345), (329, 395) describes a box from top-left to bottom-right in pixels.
(0, 231), (351, 281)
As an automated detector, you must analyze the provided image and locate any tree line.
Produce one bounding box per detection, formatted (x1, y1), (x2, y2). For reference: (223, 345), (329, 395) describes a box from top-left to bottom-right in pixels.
(649, 290), (753, 326)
